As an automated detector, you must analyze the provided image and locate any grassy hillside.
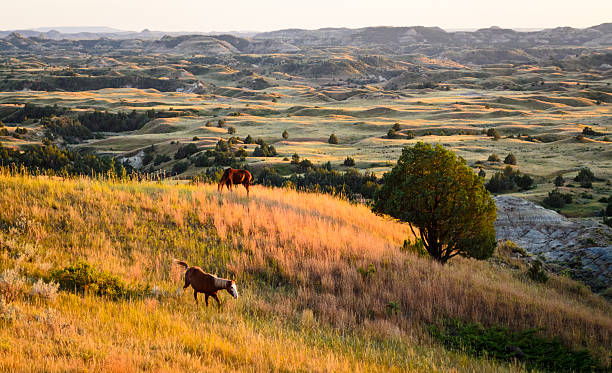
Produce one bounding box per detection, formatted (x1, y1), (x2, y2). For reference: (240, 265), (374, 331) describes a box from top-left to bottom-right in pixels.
(0, 172), (610, 372)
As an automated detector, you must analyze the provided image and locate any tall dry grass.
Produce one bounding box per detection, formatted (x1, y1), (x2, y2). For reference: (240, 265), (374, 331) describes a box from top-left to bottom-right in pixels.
(0, 172), (610, 370)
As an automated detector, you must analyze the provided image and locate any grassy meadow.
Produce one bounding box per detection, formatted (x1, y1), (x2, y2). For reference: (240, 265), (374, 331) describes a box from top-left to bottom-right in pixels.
(1, 171), (611, 372)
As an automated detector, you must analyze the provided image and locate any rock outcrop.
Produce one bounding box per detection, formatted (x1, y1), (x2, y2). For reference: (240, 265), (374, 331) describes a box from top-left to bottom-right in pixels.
(494, 196), (612, 294)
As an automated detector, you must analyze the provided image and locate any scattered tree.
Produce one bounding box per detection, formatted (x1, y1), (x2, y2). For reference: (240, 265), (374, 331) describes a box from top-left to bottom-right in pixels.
(504, 153), (517, 165)
(282, 129), (289, 139)
(328, 134), (339, 144)
(554, 175), (565, 187)
(487, 154), (501, 162)
(373, 142), (497, 264)
(344, 157), (356, 166)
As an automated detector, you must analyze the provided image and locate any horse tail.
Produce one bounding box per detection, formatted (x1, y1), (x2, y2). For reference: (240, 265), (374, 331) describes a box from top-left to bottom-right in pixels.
(174, 259), (189, 269)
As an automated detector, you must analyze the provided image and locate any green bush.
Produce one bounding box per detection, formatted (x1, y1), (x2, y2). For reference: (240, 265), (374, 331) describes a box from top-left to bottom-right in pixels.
(50, 261), (147, 300)
(429, 319), (598, 372)
(172, 160), (190, 174)
(153, 154), (171, 166)
(174, 144), (198, 159)
(527, 260), (549, 283)
(344, 157), (356, 166)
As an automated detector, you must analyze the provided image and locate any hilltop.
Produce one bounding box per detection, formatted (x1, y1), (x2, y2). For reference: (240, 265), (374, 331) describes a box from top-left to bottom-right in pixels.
(0, 173), (610, 371)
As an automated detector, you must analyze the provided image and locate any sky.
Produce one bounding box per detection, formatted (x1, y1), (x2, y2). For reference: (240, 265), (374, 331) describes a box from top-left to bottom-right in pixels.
(2, 0), (611, 32)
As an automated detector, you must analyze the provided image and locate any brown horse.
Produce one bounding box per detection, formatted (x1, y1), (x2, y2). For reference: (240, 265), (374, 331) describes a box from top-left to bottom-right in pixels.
(218, 168), (253, 196)
(175, 260), (238, 307)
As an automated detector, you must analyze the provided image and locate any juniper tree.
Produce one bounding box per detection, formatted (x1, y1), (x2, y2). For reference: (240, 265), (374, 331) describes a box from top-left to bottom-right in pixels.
(373, 142), (497, 263)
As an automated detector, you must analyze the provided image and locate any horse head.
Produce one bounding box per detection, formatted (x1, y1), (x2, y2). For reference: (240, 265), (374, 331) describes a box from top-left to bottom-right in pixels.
(226, 280), (239, 298)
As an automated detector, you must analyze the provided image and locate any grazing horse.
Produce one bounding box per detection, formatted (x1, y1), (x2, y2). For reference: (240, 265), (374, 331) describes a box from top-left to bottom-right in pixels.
(175, 260), (238, 307)
(218, 168), (253, 196)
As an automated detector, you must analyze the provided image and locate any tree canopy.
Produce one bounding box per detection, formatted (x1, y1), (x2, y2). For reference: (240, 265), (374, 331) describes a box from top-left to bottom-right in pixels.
(373, 142), (497, 263)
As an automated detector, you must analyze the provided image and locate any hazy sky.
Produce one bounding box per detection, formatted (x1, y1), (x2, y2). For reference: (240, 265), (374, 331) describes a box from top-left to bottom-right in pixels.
(2, 0), (611, 32)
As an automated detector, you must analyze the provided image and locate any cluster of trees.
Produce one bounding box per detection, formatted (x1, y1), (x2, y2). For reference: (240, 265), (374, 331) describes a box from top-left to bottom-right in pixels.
(0, 143), (131, 176)
(573, 168), (600, 188)
(256, 165), (381, 200)
(542, 189), (573, 209)
(485, 166), (534, 193)
(77, 110), (152, 132)
(41, 116), (94, 142)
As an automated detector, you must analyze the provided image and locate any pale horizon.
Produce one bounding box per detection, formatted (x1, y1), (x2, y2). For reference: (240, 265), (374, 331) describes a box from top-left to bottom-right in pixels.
(2, 0), (611, 33)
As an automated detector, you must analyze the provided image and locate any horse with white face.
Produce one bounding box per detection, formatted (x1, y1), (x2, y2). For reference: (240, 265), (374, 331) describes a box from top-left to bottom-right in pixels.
(175, 260), (238, 307)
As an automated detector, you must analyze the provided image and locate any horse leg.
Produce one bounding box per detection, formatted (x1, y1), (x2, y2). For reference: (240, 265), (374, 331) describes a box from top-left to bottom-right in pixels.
(244, 182), (250, 197)
(212, 293), (221, 308)
(193, 290), (198, 304)
(205, 294), (210, 307)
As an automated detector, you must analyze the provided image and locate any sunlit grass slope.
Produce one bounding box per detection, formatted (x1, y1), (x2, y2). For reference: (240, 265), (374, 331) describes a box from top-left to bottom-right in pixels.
(0, 173), (610, 372)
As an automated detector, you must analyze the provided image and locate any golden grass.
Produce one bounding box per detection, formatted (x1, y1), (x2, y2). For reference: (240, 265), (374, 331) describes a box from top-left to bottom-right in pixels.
(0, 173), (611, 371)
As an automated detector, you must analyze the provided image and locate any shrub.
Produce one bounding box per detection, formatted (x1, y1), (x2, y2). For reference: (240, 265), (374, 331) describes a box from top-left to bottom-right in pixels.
(0, 297), (20, 324)
(429, 319), (598, 372)
(291, 153), (300, 164)
(392, 122), (401, 131)
(486, 128), (500, 140)
(357, 264), (376, 281)
(30, 279), (59, 301)
(217, 119), (225, 127)
(405, 131), (415, 140)
(0, 269), (25, 303)
(373, 142), (497, 263)
(244, 135), (254, 144)
(282, 129), (289, 139)
(253, 143), (277, 157)
(343, 157), (355, 166)
(487, 154), (501, 162)
(554, 175), (565, 187)
(478, 169), (486, 178)
(387, 129), (397, 139)
(50, 261), (147, 300)
(328, 134), (338, 144)
(527, 260), (549, 283)
(503, 153), (517, 165)
(172, 160), (190, 174)
(227, 126), (236, 135)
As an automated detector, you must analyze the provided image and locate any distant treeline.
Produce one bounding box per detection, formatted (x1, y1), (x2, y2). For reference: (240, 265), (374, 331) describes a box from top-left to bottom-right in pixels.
(2, 104), (187, 136)
(0, 143), (132, 176)
(0, 76), (191, 92)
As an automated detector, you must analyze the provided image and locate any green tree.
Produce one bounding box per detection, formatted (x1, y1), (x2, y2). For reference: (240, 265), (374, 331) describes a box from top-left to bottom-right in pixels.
(373, 142), (497, 264)
(554, 175), (565, 187)
(328, 134), (338, 144)
(282, 129), (289, 139)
